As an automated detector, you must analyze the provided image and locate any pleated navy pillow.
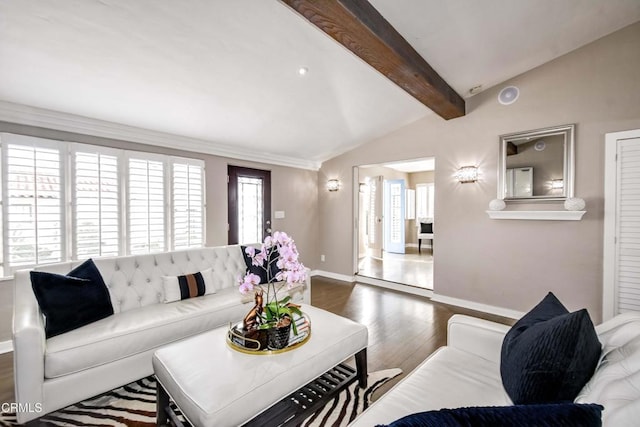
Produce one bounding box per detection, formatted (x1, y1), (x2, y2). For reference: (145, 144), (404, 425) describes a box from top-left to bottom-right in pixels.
(377, 403), (603, 427)
(500, 292), (601, 404)
(31, 259), (113, 338)
(241, 245), (281, 283)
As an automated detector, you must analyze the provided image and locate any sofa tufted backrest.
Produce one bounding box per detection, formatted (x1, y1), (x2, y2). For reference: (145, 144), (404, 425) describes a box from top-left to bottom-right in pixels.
(576, 312), (640, 425)
(91, 245), (247, 313)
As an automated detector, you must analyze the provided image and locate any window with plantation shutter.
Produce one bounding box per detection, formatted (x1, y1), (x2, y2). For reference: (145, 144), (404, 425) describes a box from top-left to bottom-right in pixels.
(128, 156), (166, 254)
(1, 134), (65, 271)
(172, 159), (204, 249)
(416, 183), (435, 219)
(72, 145), (120, 258)
(0, 133), (206, 276)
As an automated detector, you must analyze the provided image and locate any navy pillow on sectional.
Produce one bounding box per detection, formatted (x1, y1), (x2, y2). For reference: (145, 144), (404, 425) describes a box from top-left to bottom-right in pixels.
(267, 248), (282, 281)
(500, 292), (601, 404)
(377, 403), (603, 427)
(241, 245), (269, 283)
(509, 291), (569, 330)
(241, 245), (282, 284)
(31, 259), (114, 338)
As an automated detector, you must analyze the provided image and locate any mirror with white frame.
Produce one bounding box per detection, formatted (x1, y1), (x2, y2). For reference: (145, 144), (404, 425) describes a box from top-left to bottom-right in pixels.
(498, 124), (575, 201)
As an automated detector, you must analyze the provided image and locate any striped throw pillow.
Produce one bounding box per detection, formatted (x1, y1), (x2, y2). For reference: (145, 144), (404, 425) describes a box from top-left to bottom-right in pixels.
(162, 268), (215, 303)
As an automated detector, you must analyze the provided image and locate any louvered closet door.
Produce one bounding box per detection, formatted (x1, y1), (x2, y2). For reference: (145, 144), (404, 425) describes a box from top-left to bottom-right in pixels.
(614, 138), (640, 314)
(604, 130), (640, 319)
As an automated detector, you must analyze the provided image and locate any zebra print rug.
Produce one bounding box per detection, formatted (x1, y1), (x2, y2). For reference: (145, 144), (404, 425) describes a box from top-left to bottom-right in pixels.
(0, 368), (401, 426)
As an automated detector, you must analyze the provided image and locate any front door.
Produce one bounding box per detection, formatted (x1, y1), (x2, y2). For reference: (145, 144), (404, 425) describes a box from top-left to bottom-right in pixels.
(227, 166), (271, 245)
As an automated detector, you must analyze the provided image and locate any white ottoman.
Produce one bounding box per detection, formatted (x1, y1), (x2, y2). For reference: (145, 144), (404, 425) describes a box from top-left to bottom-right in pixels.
(153, 304), (368, 427)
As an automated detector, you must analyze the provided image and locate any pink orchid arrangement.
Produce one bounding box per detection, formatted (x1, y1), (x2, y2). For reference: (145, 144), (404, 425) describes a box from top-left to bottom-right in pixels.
(238, 231), (307, 329)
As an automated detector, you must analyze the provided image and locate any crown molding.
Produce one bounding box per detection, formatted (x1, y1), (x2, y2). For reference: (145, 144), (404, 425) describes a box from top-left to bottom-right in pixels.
(0, 100), (321, 171)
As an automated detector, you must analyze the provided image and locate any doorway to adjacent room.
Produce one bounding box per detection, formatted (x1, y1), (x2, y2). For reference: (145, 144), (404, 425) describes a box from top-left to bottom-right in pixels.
(354, 158), (435, 290)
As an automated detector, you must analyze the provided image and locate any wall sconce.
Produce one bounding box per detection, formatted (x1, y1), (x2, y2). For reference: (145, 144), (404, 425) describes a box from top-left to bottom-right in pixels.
(455, 166), (478, 183)
(327, 179), (340, 192)
(551, 179), (564, 190)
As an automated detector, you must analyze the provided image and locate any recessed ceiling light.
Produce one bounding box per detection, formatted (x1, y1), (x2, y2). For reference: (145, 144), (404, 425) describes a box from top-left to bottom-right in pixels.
(298, 67), (309, 76)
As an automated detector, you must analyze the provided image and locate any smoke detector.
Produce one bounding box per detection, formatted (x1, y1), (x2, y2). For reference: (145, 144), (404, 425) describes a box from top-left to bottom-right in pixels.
(469, 85), (483, 95)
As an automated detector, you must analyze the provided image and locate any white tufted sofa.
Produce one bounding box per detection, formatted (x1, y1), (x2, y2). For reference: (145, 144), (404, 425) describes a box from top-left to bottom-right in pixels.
(12, 245), (311, 423)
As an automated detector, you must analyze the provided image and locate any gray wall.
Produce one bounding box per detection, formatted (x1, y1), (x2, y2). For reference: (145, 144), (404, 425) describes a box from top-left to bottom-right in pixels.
(0, 123), (319, 342)
(318, 22), (640, 322)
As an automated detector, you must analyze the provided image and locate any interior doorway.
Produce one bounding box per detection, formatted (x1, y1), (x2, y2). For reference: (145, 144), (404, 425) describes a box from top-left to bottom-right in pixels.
(355, 158), (435, 290)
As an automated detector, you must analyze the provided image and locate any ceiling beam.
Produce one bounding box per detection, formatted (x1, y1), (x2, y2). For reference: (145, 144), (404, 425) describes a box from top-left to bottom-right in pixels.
(280, 0), (465, 120)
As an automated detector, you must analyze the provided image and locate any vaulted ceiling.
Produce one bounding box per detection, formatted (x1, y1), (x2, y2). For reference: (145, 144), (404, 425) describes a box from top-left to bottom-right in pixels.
(1, 1), (639, 169)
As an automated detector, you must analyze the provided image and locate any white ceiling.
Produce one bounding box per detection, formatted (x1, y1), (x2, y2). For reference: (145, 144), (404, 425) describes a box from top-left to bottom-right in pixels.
(1, 1), (639, 169)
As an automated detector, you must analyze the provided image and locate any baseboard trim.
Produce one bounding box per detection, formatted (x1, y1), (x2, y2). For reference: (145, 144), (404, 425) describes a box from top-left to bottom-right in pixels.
(310, 271), (520, 319)
(310, 270), (355, 283)
(355, 275), (434, 298)
(431, 294), (523, 320)
(0, 340), (13, 354)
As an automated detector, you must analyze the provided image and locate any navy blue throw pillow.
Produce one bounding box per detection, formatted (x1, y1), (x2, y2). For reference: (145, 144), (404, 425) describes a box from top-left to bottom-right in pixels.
(241, 245), (281, 284)
(500, 292), (601, 404)
(377, 403), (603, 427)
(31, 259), (113, 338)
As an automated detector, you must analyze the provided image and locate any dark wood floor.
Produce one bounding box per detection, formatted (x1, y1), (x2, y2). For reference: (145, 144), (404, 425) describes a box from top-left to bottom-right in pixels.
(311, 276), (513, 398)
(0, 276), (513, 406)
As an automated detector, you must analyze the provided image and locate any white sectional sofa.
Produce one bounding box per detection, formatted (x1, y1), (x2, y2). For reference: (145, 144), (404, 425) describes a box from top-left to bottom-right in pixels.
(350, 312), (640, 427)
(12, 245), (310, 423)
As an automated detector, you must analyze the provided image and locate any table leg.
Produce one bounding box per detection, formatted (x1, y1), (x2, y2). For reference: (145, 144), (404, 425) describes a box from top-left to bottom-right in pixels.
(157, 380), (170, 426)
(355, 348), (368, 388)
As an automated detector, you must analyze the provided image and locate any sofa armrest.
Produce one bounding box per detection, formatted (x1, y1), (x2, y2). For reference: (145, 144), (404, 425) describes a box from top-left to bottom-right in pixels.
(447, 314), (511, 363)
(12, 270), (46, 419)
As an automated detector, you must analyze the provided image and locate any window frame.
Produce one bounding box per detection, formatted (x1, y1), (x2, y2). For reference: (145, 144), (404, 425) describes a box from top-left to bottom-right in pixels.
(125, 151), (169, 255)
(70, 143), (124, 260)
(416, 182), (435, 220)
(1, 133), (69, 274)
(0, 133), (206, 276)
(170, 156), (206, 250)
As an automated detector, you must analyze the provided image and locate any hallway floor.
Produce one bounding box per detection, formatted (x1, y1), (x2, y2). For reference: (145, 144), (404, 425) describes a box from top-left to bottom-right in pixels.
(357, 246), (433, 289)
